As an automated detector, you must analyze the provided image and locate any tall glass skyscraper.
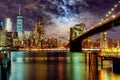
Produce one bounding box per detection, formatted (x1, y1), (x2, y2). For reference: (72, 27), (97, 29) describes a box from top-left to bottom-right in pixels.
(0, 21), (3, 27)
(17, 6), (23, 39)
(17, 16), (22, 32)
(5, 18), (12, 32)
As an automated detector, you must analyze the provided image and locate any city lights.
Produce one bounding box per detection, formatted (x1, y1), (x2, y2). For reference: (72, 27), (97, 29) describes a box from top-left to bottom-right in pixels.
(101, 19), (104, 22)
(119, 1), (120, 3)
(112, 15), (116, 18)
(111, 8), (114, 11)
(114, 4), (118, 8)
(17, 6), (23, 39)
(106, 14), (109, 17)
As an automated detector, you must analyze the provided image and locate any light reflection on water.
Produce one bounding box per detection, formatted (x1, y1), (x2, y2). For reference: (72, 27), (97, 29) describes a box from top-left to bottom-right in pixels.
(99, 70), (120, 80)
(65, 52), (86, 80)
(8, 51), (86, 80)
(2, 51), (119, 80)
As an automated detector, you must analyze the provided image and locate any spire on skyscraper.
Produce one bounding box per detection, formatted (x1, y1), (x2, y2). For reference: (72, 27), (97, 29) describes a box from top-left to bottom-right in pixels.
(17, 5), (23, 39)
(19, 5), (21, 15)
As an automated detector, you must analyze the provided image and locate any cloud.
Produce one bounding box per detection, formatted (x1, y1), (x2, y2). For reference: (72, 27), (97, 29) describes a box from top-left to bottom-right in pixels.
(24, 2), (38, 10)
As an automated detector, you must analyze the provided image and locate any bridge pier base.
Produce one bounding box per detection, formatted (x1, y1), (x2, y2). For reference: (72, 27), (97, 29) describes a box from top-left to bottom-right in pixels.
(113, 58), (120, 74)
(70, 40), (82, 52)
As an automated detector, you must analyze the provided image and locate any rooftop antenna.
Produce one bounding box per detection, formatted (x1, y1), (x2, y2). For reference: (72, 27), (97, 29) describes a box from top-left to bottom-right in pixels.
(19, 5), (21, 15)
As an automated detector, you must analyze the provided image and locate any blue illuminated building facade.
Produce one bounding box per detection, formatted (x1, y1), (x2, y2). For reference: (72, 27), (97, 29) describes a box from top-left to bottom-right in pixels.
(17, 6), (23, 39)
(17, 16), (22, 32)
(0, 21), (3, 29)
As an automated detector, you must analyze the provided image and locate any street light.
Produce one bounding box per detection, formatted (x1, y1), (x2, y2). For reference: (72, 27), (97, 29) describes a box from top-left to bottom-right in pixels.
(111, 8), (114, 11)
(111, 8), (115, 11)
(106, 14), (109, 17)
(108, 11), (111, 14)
(101, 19), (104, 22)
(114, 4), (118, 8)
(119, 1), (120, 3)
(112, 15), (116, 18)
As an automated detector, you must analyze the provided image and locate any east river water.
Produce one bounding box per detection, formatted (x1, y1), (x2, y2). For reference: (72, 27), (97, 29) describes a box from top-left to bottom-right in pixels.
(0, 50), (119, 80)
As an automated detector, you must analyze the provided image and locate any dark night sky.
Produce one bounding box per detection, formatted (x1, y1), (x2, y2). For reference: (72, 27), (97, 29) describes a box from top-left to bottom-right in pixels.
(0, 0), (120, 41)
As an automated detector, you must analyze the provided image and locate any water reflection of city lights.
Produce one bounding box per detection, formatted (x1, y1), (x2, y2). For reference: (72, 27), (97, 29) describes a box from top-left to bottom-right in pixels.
(100, 48), (120, 57)
(19, 48), (69, 52)
(100, 70), (120, 80)
(16, 57), (23, 62)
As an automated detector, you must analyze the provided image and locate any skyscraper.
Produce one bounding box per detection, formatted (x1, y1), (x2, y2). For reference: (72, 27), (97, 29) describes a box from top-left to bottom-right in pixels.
(5, 18), (12, 32)
(100, 32), (108, 48)
(17, 6), (23, 39)
(0, 21), (3, 29)
(35, 17), (44, 48)
(0, 29), (6, 46)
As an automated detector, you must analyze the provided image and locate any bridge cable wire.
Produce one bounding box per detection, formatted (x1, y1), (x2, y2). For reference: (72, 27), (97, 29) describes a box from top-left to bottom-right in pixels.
(101, 1), (120, 22)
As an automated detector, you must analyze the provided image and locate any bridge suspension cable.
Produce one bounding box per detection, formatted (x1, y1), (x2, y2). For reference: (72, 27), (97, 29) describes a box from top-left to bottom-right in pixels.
(101, 1), (120, 22)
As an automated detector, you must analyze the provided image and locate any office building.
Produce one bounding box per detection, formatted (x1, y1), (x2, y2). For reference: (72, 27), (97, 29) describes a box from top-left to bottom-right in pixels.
(0, 29), (6, 46)
(100, 32), (108, 48)
(17, 6), (23, 39)
(0, 21), (4, 29)
(5, 18), (12, 32)
(0, 29), (13, 47)
(35, 17), (44, 48)
(24, 31), (31, 39)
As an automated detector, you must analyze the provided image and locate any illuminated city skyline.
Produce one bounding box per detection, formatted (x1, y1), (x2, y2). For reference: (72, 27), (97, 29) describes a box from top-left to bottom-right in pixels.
(0, 0), (120, 42)
(1, 1), (120, 80)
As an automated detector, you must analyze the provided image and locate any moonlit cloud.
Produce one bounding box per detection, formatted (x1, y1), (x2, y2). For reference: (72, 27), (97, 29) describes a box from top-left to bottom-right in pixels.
(24, 2), (38, 10)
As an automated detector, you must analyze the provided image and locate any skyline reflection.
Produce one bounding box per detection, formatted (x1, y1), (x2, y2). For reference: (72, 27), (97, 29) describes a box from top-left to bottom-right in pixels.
(0, 51), (120, 80)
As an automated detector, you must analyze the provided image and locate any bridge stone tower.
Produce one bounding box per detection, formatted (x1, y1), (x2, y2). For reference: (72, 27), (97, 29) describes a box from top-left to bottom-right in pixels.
(70, 23), (86, 40)
(70, 23), (86, 52)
